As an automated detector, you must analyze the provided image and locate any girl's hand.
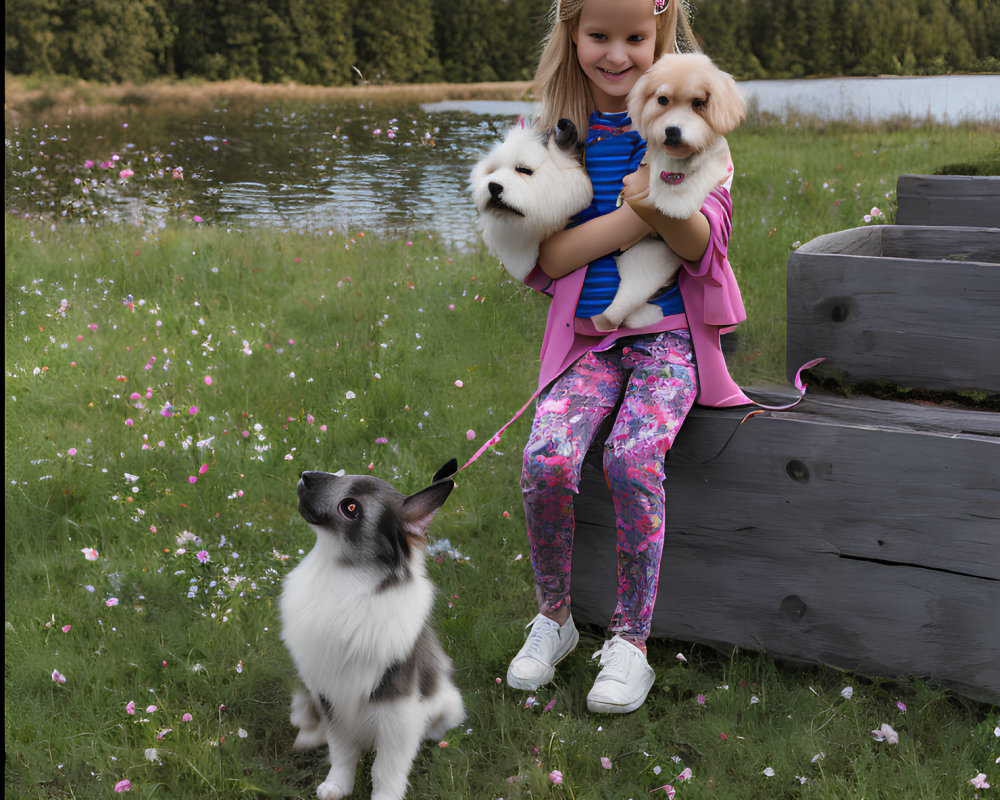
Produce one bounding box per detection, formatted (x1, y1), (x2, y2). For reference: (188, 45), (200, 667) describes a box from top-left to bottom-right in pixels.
(621, 162), (711, 262)
(621, 163), (655, 214)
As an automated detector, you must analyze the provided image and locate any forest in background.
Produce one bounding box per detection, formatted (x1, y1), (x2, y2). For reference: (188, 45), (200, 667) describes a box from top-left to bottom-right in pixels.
(5, 0), (999, 87)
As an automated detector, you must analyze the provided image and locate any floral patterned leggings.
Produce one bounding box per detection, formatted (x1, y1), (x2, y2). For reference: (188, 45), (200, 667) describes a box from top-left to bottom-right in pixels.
(521, 330), (698, 644)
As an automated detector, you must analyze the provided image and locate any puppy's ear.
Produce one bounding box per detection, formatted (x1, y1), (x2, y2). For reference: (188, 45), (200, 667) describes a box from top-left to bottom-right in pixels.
(626, 71), (652, 137)
(705, 70), (746, 135)
(401, 473), (454, 539)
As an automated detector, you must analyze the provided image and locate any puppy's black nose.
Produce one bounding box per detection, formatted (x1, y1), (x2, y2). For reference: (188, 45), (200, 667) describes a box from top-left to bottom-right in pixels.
(664, 126), (683, 146)
(488, 181), (504, 200)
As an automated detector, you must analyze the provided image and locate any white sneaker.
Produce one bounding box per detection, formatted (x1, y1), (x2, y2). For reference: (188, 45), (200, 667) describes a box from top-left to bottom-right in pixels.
(586, 636), (655, 714)
(506, 614), (579, 690)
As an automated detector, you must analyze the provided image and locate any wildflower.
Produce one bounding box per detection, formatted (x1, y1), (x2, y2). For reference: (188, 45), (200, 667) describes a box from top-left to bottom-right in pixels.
(61, 625), (71, 633)
(144, 748), (159, 762)
(106, 597), (119, 607)
(651, 786), (676, 798)
(196, 550), (209, 564)
(696, 694), (706, 705)
(146, 705), (157, 713)
(204, 376), (213, 385)
(677, 768), (692, 781)
(549, 770), (563, 784)
(454, 380), (464, 388)
(181, 713), (193, 722)
(81, 548), (99, 561)
(871, 723), (899, 744)
(114, 779), (131, 792)
(51, 669), (67, 684)
(970, 773), (990, 789)
(896, 701), (907, 712)
(841, 686), (854, 699)
(600, 757), (613, 770)
(763, 767), (775, 777)
(466, 429), (476, 440)
(67, 448), (78, 456)
(126, 701), (136, 715)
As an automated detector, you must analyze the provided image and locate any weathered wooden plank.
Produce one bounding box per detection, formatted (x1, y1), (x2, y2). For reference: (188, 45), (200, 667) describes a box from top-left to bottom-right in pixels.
(571, 396), (1000, 701)
(896, 174), (1000, 228)
(792, 224), (1000, 262)
(785, 227), (1000, 394)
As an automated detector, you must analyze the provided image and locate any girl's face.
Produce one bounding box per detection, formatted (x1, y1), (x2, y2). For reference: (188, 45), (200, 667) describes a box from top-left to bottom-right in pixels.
(573, 0), (658, 113)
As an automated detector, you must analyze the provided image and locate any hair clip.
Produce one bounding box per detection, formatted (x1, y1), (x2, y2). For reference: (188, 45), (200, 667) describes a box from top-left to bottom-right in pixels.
(557, 0), (668, 16)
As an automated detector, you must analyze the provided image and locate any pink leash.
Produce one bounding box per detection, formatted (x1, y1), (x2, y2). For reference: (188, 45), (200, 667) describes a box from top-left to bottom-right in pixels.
(457, 358), (825, 473)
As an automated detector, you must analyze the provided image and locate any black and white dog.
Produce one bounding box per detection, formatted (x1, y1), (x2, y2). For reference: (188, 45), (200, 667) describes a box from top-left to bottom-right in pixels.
(279, 461), (464, 800)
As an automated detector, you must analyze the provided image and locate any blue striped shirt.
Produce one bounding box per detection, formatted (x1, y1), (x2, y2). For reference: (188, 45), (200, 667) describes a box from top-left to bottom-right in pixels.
(573, 111), (685, 319)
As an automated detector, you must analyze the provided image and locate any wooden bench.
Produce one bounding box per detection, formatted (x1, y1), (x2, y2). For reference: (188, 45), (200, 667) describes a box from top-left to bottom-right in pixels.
(571, 178), (1000, 703)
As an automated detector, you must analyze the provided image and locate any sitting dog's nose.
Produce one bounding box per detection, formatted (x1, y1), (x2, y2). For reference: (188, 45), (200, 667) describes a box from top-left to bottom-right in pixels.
(488, 181), (504, 200)
(664, 126), (683, 146)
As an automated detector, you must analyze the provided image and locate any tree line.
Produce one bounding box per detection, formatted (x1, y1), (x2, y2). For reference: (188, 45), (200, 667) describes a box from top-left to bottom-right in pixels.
(5, 0), (998, 86)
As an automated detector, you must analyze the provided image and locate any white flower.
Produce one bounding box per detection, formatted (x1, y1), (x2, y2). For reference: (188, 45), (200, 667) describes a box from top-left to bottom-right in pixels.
(871, 723), (899, 744)
(841, 686), (854, 699)
(763, 767), (775, 777)
(970, 773), (990, 789)
(144, 747), (159, 763)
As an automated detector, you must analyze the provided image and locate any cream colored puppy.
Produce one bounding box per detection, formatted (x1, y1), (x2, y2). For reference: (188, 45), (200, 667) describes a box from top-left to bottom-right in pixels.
(627, 53), (746, 219)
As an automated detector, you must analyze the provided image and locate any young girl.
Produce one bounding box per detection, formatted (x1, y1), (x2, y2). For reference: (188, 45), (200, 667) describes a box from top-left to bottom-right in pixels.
(506, 0), (752, 713)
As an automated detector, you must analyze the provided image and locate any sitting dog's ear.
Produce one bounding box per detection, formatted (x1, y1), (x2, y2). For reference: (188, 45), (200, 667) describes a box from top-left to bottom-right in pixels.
(402, 467), (455, 539)
(432, 458), (458, 484)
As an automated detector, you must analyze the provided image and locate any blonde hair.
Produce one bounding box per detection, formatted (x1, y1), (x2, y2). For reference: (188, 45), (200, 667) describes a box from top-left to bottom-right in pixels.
(534, 0), (699, 133)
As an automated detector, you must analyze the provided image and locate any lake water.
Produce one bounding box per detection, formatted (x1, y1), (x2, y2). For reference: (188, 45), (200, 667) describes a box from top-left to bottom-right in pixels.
(6, 75), (997, 245)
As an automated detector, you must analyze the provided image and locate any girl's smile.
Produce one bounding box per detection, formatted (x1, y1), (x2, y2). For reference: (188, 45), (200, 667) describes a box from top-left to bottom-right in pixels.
(573, 0), (657, 112)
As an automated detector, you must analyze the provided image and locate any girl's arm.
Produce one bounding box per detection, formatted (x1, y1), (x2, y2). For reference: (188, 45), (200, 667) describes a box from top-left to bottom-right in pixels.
(621, 163), (712, 261)
(536, 204), (652, 279)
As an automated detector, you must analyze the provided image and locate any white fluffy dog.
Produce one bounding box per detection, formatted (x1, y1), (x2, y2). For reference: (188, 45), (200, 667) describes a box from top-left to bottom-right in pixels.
(627, 52), (746, 220)
(470, 119), (682, 332)
(280, 461), (464, 800)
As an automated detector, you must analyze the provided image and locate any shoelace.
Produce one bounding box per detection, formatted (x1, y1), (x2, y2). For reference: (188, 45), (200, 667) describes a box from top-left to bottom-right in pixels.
(522, 617), (558, 659)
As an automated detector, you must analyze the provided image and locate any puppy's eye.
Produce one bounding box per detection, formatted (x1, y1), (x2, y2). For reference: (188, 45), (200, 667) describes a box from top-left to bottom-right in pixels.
(657, 96), (669, 106)
(692, 98), (707, 110)
(515, 165), (534, 176)
(339, 499), (362, 520)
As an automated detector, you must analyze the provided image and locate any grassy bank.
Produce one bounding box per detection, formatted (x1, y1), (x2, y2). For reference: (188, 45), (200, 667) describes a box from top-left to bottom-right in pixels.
(5, 219), (998, 798)
(4, 73), (535, 122)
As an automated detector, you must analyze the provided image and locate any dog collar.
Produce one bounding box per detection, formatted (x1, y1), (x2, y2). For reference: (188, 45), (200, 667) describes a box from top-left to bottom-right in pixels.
(660, 171), (685, 185)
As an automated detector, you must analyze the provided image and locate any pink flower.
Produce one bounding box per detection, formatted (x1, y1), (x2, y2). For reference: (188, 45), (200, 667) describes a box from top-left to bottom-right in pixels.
(196, 550), (209, 564)
(61, 625), (72, 633)
(466, 429), (476, 441)
(696, 694), (706, 705)
(454, 380), (463, 388)
(677, 767), (692, 781)
(871, 723), (899, 744)
(549, 770), (563, 784)
(126, 701), (136, 715)
(51, 669), (67, 684)
(896, 701), (907, 712)
(198, 464), (209, 475)
(600, 757), (613, 770)
(113, 779), (131, 792)
(188, 406), (198, 415)
(970, 773), (991, 789)
(651, 786), (676, 798)
(106, 597), (119, 607)
(193, 215), (203, 223)
(204, 376), (213, 385)
(119, 169), (134, 179)
(67, 448), (78, 456)
(189, 476), (198, 484)
(181, 712), (193, 722)
(125, 418), (134, 427)
(146, 705), (157, 713)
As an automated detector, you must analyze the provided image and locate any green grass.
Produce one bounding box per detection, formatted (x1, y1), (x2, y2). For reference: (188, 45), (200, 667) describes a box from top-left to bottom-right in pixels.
(6, 120), (999, 799)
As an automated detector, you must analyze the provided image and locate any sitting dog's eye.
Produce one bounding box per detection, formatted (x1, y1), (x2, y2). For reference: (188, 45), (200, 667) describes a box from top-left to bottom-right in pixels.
(339, 499), (362, 520)
(692, 98), (707, 110)
(515, 165), (533, 176)
(657, 96), (669, 106)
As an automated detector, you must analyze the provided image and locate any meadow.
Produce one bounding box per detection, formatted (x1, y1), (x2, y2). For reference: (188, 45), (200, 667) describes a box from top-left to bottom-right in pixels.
(5, 91), (999, 798)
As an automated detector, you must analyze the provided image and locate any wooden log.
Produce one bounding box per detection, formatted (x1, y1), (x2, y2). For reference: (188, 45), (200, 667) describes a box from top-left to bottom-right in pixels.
(896, 174), (1000, 228)
(785, 225), (1000, 395)
(571, 394), (1000, 702)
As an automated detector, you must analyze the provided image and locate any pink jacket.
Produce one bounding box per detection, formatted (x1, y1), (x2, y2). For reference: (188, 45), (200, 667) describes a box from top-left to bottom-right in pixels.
(524, 185), (752, 407)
